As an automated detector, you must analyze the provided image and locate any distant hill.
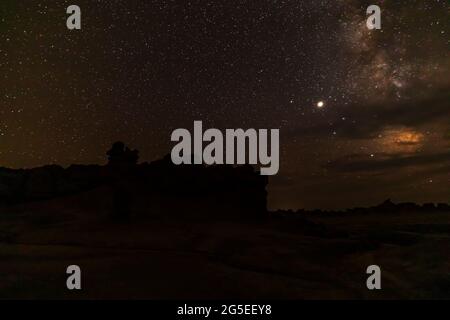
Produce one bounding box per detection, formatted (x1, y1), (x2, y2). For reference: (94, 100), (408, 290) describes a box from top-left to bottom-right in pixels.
(274, 198), (450, 216)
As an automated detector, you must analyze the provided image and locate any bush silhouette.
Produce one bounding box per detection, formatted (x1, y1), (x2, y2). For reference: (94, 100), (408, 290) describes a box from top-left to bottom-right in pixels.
(106, 141), (139, 166)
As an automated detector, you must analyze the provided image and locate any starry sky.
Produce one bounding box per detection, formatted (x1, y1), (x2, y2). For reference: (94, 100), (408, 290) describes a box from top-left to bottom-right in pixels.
(0, 0), (449, 209)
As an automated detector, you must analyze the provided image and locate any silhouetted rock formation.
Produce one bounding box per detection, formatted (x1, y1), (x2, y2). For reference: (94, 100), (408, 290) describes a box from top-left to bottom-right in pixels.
(130, 154), (268, 219)
(0, 164), (105, 204)
(0, 142), (268, 220)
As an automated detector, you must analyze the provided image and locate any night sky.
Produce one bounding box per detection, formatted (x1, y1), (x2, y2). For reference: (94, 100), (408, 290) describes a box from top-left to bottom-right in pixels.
(1, 0), (449, 209)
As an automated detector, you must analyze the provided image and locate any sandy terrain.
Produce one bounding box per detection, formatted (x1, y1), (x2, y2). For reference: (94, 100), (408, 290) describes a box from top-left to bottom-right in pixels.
(0, 190), (449, 299)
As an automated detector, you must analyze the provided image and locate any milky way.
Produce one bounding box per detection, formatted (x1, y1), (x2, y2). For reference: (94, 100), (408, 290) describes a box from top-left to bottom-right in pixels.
(0, 0), (449, 209)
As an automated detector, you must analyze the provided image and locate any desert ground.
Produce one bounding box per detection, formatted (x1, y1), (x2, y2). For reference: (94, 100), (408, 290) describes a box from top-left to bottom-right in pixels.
(0, 188), (449, 299)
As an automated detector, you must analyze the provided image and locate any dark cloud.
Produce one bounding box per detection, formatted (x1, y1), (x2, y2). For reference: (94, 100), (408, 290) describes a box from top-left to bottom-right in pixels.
(326, 151), (450, 173)
(285, 88), (450, 140)
(337, 89), (450, 139)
